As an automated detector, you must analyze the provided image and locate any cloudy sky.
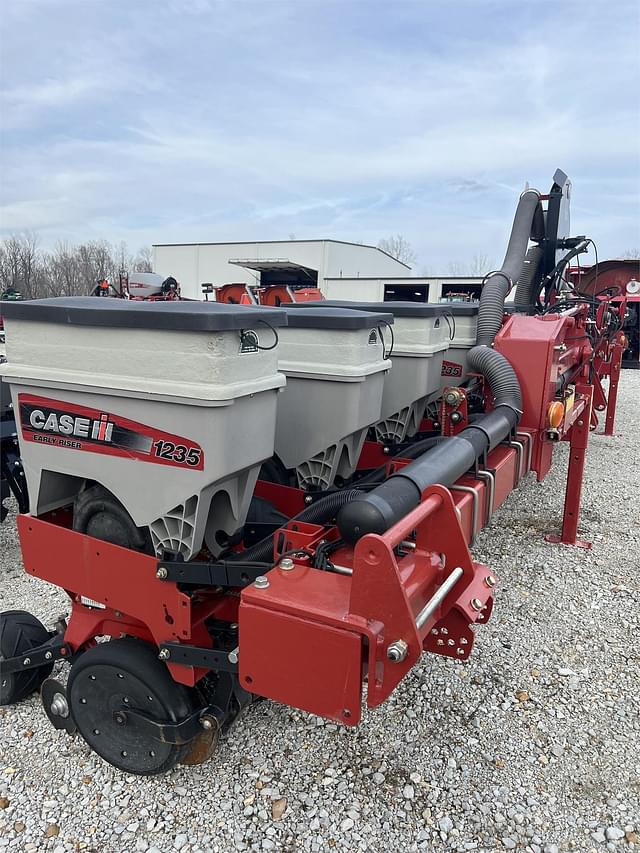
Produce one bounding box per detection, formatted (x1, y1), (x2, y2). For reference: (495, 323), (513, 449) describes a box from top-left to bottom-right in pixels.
(1, 0), (639, 272)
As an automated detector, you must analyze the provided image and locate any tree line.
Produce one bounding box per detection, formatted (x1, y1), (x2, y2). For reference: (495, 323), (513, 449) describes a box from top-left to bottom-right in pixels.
(0, 234), (153, 299)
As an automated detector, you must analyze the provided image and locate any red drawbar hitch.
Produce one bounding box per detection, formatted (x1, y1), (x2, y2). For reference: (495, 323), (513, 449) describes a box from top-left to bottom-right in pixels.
(238, 485), (495, 725)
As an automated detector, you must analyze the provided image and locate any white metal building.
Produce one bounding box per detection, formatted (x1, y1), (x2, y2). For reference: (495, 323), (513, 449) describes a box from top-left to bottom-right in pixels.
(152, 239), (411, 301)
(322, 276), (483, 303)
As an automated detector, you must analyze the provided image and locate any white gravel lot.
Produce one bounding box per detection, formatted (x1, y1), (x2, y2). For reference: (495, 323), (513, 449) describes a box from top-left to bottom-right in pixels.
(0, 372), (639, 853)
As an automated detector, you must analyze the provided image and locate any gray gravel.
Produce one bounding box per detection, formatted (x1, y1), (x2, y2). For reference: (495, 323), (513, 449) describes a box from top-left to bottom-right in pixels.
(1, 371), (639, 853)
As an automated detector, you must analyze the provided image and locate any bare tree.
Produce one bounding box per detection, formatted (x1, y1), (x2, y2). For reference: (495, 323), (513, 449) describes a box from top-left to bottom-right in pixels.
(43, 242), (84, 296)
(622, 248), (640, 259)
(17, 233), (40, 299)
(0, 233), (45, 298)
(0, 236), (23, 292)
(448, 254), (493, 276)
(377, 235), (416, 266)
(0, 235), (157, 298)
(133, 246), (153, 272)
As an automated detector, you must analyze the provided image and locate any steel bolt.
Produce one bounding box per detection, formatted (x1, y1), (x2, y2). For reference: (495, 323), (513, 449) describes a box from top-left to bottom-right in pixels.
(254, 575), (270, 589)
(158, 648), (170, 660)
(470, 598), (483, 611)
(279, 558), (295, 571)
(23, 657), (31, 666)
(577, 420), (584, 427)
(50, 693), (69, 718)
(45, 651), (52, 660)
(304, 495), (314, 505)
(484, 575), (496, 588)
(228, 647), (239, 665)
(444, 388), (464, 407)
(156, 567), (168, 580)
(200, 717), (214, 730)
(386, 639), (409, 663)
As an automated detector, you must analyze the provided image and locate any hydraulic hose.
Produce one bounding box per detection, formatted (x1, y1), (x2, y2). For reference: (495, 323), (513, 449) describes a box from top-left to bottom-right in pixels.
(337, 188), (540, 544)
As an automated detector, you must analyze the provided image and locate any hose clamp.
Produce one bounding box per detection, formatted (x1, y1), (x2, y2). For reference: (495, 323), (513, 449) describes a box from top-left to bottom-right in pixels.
(482, 270), (513, 289)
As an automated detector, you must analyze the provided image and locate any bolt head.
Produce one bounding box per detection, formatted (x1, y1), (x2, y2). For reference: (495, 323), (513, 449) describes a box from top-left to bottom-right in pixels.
(279, 557), (295, 571)
(23, 657), (31, 666)
(158, 648), (170, 660)
(50, 693), (69, 718)
(386, 639), (409, 663)
(304, 494), (314, 505)
(156, 567), (168, 580)
(484, 575), (496, 588)
(254, 575), (270, 589)
(201, 717), (213, 730)
(470, 598), (483, 611)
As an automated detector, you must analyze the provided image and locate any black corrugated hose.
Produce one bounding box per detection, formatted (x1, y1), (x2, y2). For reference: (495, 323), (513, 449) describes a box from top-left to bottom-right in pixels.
(514, 245), (544, 313)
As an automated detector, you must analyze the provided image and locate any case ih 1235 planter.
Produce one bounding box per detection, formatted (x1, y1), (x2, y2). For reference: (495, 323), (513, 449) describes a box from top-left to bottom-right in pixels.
(0, 170), (629, 775)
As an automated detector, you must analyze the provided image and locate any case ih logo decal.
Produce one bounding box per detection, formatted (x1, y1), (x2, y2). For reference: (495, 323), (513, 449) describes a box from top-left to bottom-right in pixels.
(441, 360), (463, 378)
(19, 395), (204, 470)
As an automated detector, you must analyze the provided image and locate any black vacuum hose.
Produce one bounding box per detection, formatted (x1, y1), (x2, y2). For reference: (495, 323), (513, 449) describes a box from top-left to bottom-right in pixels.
(476, 189), (542, 346)
(514, 245), (544, 313)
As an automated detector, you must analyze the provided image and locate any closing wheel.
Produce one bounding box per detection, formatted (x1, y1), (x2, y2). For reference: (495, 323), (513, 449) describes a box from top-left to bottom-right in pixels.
(0, 610), (53, 705)
(67, 638), (195, 775)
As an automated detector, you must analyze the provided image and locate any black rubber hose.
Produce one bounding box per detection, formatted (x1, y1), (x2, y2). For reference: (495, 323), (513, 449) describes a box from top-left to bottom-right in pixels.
(231, 488), (364, 563)
(337, 408), (519, 543)
(514, 245), (544, 313)
(476, 189), (542, 346)
(401, 435), (445, 459)
(467, 345), (522, 415)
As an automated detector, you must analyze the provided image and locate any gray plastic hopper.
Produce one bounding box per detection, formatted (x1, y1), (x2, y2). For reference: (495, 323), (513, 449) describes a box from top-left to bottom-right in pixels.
(287, 300), (450, 443)
(274, 306), (391, 489)
(0, 297), (288, 559)
(435, 301), (479, 387)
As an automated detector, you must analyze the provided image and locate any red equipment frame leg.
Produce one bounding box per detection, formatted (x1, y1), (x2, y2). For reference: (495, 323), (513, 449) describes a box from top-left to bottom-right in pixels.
(604, 333), (624, 436)
(545, 385), (593, 549)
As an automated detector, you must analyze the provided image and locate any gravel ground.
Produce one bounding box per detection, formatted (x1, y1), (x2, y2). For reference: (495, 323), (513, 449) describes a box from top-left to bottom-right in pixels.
(1, 372), (639, 853)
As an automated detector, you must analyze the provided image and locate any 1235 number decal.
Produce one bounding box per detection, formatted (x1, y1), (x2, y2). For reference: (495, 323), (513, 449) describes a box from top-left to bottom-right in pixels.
(152, 440), (202, 467)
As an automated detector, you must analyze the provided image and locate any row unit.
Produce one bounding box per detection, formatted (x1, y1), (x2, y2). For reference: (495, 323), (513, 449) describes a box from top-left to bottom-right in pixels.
(0, 298), (478, 560)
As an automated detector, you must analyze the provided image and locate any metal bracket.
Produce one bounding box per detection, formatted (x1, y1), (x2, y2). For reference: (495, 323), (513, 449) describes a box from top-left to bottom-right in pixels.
(158, 642), (239, 672)
(475, 467), (495, 521)
(1, 632), (67, 674)
(515, 431), (533, 474)
(156, 560), (270, 589)
(501, 439), (524, 486)
(120, 705), (217, 745)
(449, 484), (480, 545)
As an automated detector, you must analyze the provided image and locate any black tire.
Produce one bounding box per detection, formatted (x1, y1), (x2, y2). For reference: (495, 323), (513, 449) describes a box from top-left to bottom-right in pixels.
(67, 638), (194, 775)
(0, 610), (53, 705)
(73, 484), (152, 552)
